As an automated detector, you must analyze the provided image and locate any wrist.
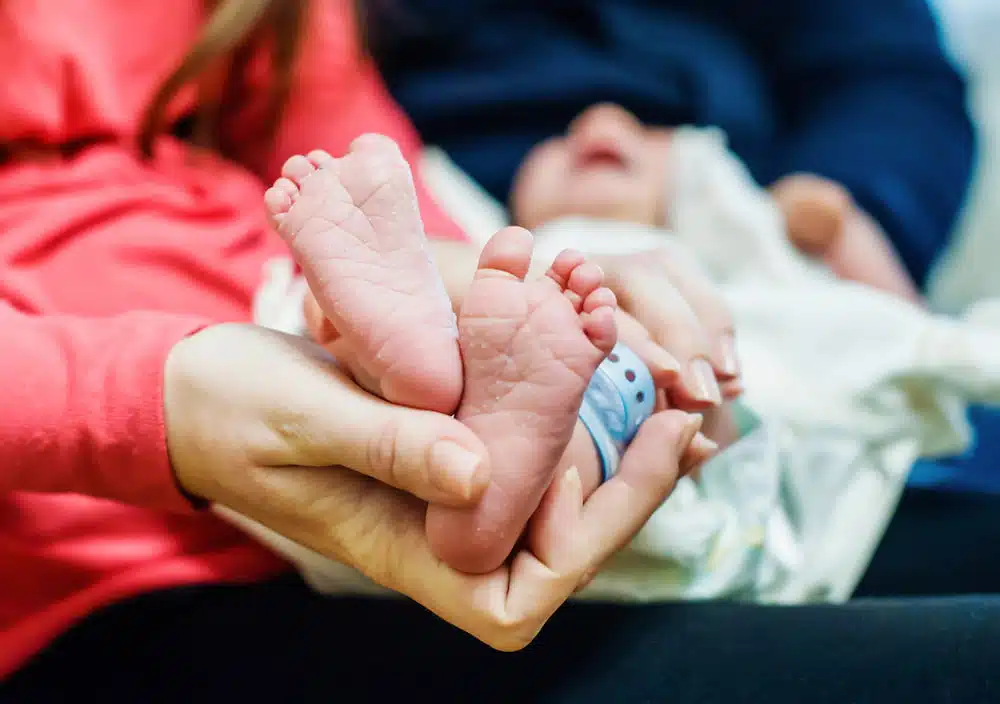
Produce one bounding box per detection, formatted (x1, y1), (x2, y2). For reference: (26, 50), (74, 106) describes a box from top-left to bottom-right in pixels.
(163, 332), (203, 503)
(162, 324), (236, 507)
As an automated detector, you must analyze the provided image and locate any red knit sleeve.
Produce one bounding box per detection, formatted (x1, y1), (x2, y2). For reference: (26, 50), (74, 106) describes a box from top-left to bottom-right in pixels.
(0, 304), (210, 512)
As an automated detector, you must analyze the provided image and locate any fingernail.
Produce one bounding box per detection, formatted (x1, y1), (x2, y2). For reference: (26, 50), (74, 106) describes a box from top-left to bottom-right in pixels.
(719, 334), (740, 378)
(429, 441), (485, 500)
(682, 432), (719, 475)
(720, 379), (745, 401)
(647, 344), (682, 376)
(691, 432), (719, 458)
(563, 466), (582, 490)
(678, 413), (704, 450)
(689, 359), (722, 405)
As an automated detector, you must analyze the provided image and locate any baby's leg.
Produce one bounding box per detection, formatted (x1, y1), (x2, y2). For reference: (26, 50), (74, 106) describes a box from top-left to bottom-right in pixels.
(426, 228), (618, 574)
(264, 135), (463, 414)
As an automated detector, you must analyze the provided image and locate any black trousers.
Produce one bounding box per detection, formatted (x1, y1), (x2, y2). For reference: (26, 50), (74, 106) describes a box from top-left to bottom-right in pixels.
(6, 489), (1000, 704)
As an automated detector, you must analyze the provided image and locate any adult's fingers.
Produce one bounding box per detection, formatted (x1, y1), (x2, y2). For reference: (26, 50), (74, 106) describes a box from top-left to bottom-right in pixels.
(500, 411), (702, 630)
(719, 378), (744, 401)
(229, 458), (575, 653)
(575, 410), (701, 561)
(219, 459), (427, 576)
(642, 247), (738, 380)
(613, 310), (683, 388)
(320, 428), (688, 654)
(263, 458), (571, 652)
(244, 415), (710, 654)
(604, 266), (723, 409)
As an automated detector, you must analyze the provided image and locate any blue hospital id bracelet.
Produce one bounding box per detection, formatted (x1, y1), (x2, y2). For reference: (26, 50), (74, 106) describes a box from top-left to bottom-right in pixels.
(578, 342), (656, 482)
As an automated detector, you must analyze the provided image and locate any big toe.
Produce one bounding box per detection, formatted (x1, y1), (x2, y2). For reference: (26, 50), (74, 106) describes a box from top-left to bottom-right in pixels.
(478, 227), (535, 280)
(337, 134), (412, 199)
(280, 153), (320, 184)
(350, 132), (405, 158)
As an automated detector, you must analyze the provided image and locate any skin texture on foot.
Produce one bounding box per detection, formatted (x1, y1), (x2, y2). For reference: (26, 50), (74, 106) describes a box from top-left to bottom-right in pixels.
(264, 134), (463, 414)
(426, 227), (618, 574)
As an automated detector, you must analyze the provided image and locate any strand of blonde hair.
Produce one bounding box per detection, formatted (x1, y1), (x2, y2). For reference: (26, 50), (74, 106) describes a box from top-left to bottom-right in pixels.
(138, 0), (308, 158)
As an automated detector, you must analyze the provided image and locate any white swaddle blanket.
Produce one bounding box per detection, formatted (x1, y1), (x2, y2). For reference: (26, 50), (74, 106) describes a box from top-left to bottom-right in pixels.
(220, 127), (1000, 605)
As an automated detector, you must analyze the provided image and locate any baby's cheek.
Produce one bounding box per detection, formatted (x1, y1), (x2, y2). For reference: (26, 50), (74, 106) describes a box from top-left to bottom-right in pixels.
(510, 145), (570, 228)
(512, 181), (563, 229)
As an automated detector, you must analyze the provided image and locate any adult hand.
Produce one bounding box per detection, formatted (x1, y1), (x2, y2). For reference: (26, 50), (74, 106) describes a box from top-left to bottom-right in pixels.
(165, 323), (491, 511)
(591, 246), (740, 411)
(164, 323), (699, 651)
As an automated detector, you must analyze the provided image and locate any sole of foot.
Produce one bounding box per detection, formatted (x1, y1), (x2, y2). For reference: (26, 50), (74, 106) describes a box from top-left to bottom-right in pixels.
(426, 226), (618, 574)
(264, 134), (462, 414)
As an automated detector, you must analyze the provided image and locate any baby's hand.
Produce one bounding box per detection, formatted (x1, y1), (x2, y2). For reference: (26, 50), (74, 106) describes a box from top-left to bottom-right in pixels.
(772, 174), (921, 303)
(771, 173), (853, 256)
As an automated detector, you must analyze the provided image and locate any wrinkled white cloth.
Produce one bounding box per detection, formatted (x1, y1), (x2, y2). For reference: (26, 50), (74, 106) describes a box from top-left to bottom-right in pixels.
(219, 127), (1000, 605)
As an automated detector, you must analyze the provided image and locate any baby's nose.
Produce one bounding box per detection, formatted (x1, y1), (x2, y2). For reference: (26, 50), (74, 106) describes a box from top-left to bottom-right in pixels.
(568, 103), (643, 138)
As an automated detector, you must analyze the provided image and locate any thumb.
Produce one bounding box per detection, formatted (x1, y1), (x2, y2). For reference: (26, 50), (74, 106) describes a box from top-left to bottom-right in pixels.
(573, 410), (700, 565)
(264, 338), (491, 507)
(335, 399), (493, 507)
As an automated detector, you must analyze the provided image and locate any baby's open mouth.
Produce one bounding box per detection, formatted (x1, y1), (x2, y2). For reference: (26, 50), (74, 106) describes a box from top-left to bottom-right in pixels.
(573, 138), (632, 172)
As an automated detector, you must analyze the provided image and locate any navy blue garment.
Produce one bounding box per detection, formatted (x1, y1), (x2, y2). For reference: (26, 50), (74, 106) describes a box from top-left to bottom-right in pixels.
(369, 0), (975, 287)
(369, 0), (993, 494)
(909, 407), (1000, 495)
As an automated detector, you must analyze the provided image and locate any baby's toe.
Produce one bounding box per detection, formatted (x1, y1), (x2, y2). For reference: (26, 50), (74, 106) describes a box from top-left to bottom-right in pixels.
(580, 286), (618, 355)
(306, 149), (335, 167)
(349, 133), (405, 160)
(566, 261), (605, 302)
(264, 177), (299, 217)
(548, 249), (587, 289)
(582, 286), (617, 314)
(280, 154), (318, 185)
(581, 303), (618, 355)
(478, 227), (534, 281)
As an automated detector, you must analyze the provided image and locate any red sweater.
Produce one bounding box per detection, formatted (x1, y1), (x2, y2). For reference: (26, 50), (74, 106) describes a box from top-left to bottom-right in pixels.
(0, 0), (463, 677)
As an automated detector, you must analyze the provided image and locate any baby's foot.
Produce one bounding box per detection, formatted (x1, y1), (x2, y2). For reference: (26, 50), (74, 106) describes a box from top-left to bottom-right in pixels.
(426, 227), (618, 574)
(264, 134), (462, 414)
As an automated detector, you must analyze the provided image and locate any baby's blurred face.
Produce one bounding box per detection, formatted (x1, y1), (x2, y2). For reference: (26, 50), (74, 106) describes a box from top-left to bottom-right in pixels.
(511, 104), (674, 230)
